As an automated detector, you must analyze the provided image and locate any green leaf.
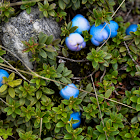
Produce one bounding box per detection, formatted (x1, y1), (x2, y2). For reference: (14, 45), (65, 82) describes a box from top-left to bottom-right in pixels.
(19, 98), (25, 105)
(57, 63), (64, 73)
(135, 37), (140, 45)
(129, 45), (137, 54)
(62, 70), (72, 77)
(8, 73), (15, 81)
(48, 3), (56, 10)
(46, 35), (53, 45)
(0, 84), (7, 92)
(39, 34), (48, 44)
(48, 10), (55, 17)
(96, 125), (104, 133)
(62, 48), (68, 57)
(36, 90), (42, 100)
(131, 116), (138, 124)
(64, 134), (72, 139)
(120, 47), (126, 52)
(123, 35), (133, 40)
(42, 87), (54, 95)
(62, 100), (69, 105)
(58, 0), (66, 10)
(104, 54), (112, 59)
(13, 79), (22, 87)
(130, 96), (137, 103)
(4, 11), (9, 17)
(82, 0), (87, 4)
(15, 108), (21, 115)
(40, 49), (47, 58)
(45, 45), (56, 52)
(74, 99), (82, 105)
(66, 124), (72, 133)
(52, 39), (61, 45)
(92, 60), (98, 68)
(8, 88), (15, 98)
(125, 133), (132, 138)
(43, 11), (48, 17)
(112, 71), (118, 77)
(105, 89), (112, 98)
(95, 19), (102, 27)
(136, 104), (140, 111)
(7, 108), (13, 115)
(98, 134), (106, 140)
(26, 7), (31, 14)
(56, 121), (64, 127)
(137, 97), (140, 104)
(67, 22), (72, 30)
(69, 26), (78, 33)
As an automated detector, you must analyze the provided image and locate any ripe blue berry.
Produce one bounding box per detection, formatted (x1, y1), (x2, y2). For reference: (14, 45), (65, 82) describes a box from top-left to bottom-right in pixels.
(72, 14), (90, 34)
(0, 69), (9, 87)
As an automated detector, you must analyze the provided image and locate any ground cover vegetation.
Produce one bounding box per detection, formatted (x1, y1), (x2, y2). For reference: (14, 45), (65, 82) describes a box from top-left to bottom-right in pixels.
(0, 0), (140, 140)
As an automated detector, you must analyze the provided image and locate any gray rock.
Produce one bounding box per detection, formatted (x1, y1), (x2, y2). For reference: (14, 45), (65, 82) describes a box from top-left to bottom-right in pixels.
(1, 7), (61, 69)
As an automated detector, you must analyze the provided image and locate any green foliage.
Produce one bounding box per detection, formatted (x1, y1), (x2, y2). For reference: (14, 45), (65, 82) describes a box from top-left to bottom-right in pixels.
(60, 21), (78, 44)
(22, 32), (60, 63)
(94, 112), (124, 140)
(104, 70), (118, 84)
(89, 9), (112, 26)
(55, 8), (67, 22)
(82, 30), (93, 42)
(38, 0), (56, 17)
(0, 1), (15, 23)
(62, 97), (82, 111)
(4, 98), (21, 118)
(87, 48), (112, 70)
(55, 63), (73, 89)
(20, 0), (36, 14)
(0, 128), (13, 139)
(0, 0), (140, 140)
(98, 80), (115, 98)
(19, 131), (38, 140)
(58, 0), (81, 10)
(0, 73), (22, 99)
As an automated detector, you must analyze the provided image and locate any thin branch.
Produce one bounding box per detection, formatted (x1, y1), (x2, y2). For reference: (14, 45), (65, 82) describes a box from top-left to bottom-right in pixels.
(100, 67), (106, 83)
(58, 44), (65, 48)
(124, 9), (132, 22)
(0, 56), (30, 82)
(0, 63), (32, 75)
(116, 86), (126, 90)
(9, 0), (43, 6)
(111, 0), (126, 18)
(124, 41), (139, 65)
(111, 83), (119, 95)
(0, 45), (34, 79)
(0, 65), (16, 74)
(0, 97), (11, 107)
(39, 118), (43, 138)
(57, 56), (88, 63)
(97, 24), (111, 51)
(71, 70), (96, 80)
(90, 74), (108, 140)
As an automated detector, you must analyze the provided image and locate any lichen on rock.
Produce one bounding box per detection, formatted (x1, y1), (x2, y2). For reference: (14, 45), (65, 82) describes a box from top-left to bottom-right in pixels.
(1, 7), (61, 69)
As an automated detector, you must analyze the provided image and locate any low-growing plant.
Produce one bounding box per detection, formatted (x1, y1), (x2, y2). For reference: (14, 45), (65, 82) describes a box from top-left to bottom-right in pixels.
(0, 0), (140, 140)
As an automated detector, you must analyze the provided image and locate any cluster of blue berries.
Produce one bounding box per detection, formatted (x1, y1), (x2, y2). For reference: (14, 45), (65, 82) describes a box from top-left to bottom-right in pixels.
(59, 83), (81, 129)
(65, 14), (138, 51)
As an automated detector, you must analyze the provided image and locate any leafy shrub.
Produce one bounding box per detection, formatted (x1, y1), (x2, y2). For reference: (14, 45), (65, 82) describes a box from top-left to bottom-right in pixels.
(0, 0), (140, 140)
